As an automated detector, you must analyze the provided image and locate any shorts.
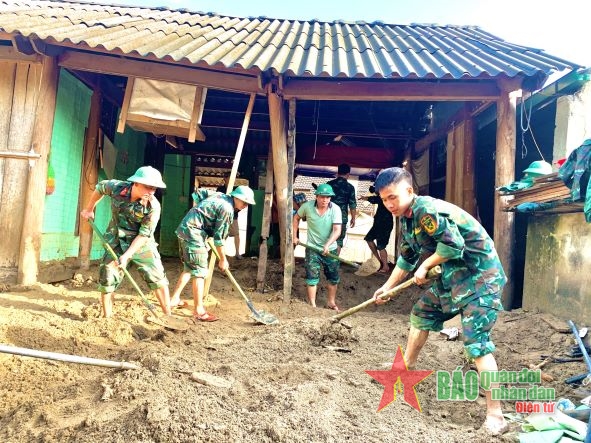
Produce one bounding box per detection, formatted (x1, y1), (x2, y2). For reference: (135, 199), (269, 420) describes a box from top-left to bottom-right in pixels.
(364, 222), (393, 250)
(304, 249), (340, 286)
(409, 289), (503, 359)
(228, 218), (239, 237)
(98, 241), (168, 293)
(177, 238), (210, 278)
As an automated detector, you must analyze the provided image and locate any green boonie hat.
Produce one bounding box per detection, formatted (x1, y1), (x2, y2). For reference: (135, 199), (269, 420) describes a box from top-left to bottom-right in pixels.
(127, 166), (167, 188)
(230, 185), (256, 205)
(314, 183), (335, 196)
(523, 160), (552, 177)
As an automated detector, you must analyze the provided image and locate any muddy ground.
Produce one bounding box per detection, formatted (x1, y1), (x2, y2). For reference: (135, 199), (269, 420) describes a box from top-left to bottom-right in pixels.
(0, 256), (587, 442)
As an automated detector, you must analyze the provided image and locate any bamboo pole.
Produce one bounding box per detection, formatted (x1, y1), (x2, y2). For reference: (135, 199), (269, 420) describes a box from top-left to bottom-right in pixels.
(0, 344), (140, 370)
(256, 145), (274, 292)
(226, 93), (255, 191)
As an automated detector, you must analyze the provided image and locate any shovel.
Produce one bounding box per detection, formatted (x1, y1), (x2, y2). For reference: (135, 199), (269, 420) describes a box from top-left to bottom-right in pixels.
(297, 241), (363, 269)
(331, 265), (442, 322)
(87, 219), (189, 331)
(206, 239), (278, 325)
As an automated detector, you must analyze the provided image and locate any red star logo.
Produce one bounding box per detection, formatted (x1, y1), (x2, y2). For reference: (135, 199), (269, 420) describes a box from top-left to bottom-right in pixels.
(366, 345), (433, 412)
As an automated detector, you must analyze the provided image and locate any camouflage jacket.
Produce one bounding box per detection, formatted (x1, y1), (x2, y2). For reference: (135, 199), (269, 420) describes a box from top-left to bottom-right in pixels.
(96, 180), (160, 250)
(397, 196), (507, 310)
(176, 189), (234, 247)
(326, 176), (357, 221)
(558, 139), (591, 222)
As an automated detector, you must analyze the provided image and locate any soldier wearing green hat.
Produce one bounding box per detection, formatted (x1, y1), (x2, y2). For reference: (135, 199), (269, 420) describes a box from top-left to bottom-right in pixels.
(172, 184), (256, 322)
(292, 183), (342, 312)
(80, 166), (171, 318)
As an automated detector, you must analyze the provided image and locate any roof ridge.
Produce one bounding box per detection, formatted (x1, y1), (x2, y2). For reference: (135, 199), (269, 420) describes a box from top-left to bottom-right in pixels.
(15, 0), (492, 29)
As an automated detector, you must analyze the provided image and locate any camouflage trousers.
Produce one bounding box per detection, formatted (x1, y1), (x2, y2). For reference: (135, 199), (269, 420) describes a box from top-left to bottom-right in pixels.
(98, 241), (168, 293)
(304, 249), (340, 286)
(177, 237), (210, 278)
(410, 289), (504, 359)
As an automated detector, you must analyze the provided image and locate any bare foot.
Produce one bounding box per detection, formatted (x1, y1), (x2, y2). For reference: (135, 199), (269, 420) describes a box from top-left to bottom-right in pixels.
(483, 414), (508, 436)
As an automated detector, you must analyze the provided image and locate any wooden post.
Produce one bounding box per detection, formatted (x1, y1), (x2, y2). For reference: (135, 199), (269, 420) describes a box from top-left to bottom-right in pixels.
(267, 88), (289, 261)
(17, 56), (59, 285)
(256, 146), (274, 292)
(494, 80), (520, 309)
(78, 86), (101, 270)
(283, 98), (296, 307)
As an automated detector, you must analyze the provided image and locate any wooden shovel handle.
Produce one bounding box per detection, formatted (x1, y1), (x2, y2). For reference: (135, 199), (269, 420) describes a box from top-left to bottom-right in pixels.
(331, 266), (442, 322)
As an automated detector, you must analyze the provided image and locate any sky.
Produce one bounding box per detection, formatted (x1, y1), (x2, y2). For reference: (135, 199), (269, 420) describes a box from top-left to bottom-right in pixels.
(102, 0), (591, 67)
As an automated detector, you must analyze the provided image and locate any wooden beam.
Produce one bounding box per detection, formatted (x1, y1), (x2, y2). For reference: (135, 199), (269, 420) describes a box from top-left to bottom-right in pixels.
(256, 146), (274, 292)
(17, 56), (59, 285)
(494, 82), (519, 310)
(0, 46), (41, 64)
(58, 50), (263, 94)
(78, 86), (101, 270)
(116, 76), (134, 133)
(283, 98), (296, 308)
(282, 79), (501, 101)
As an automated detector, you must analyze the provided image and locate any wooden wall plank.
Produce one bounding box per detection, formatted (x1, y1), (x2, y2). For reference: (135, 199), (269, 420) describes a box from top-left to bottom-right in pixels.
(0, 62), (17, 210)
(18, 57), (59, 284)
(0, 63), (39, 268)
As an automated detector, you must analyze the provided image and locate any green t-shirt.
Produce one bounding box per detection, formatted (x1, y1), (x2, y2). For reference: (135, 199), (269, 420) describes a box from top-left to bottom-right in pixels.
(297, 200), (342, 251)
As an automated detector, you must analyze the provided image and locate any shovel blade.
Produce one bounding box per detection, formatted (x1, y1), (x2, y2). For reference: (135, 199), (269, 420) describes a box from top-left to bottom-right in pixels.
(355, 256), (381, 277)
(146, 315), (190, 331)
(245, 299), (278, 325)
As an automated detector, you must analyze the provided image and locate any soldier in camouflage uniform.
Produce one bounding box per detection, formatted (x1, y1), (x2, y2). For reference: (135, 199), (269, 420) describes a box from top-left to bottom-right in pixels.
(292, 183), (342, 311)
(371, 167), (508, 436)
(173, 185), (255, 322)
(327, 164), (357, 255)
(80, 166), (171, 319)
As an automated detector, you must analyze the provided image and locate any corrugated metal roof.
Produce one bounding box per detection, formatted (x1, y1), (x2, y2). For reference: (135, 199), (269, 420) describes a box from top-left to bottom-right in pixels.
(0, 0), (579, 80)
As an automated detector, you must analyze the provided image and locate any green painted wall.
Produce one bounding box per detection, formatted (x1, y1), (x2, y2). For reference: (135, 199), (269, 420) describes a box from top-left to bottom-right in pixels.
(523, 213), (591, 323)
(160, 154), (192, 256)
(40, 70), (91, 261)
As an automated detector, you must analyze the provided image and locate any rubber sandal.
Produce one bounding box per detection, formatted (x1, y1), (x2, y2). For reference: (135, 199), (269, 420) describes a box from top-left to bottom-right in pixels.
(171, 300), (189, 309)
(193, 312), (219, 322)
